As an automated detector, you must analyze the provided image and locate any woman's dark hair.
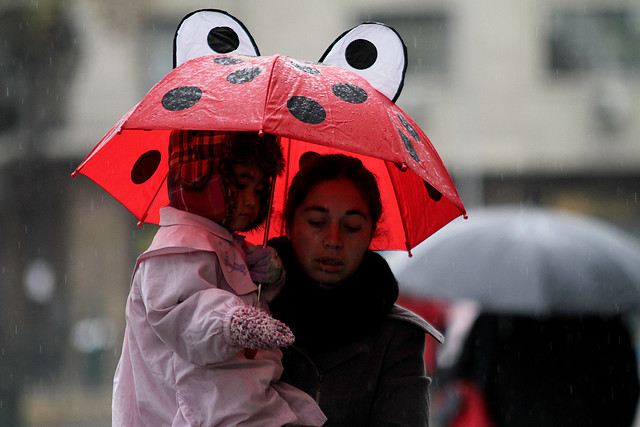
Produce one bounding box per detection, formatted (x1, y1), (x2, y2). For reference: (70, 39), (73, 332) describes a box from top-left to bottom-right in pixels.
(284, 153), (382, 232)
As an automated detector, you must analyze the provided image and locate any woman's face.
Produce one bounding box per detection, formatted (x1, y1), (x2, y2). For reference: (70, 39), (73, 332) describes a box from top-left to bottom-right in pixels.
(287, 179), (374, 287)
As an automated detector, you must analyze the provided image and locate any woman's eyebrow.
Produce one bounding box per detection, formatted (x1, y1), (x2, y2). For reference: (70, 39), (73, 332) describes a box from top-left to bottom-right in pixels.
(303, 205), (368, 219)
(302, 205), (328, 214)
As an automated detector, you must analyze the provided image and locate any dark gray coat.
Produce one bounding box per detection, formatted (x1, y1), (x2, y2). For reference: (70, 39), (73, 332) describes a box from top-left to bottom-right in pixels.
(280, 305), (444, 426)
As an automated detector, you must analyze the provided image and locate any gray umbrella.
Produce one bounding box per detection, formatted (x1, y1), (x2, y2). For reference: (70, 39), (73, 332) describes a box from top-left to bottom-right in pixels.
(386, 206), (640, 315)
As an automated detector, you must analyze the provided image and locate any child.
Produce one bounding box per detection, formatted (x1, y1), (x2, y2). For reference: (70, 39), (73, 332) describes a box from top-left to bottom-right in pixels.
(112, 130), (326, 426)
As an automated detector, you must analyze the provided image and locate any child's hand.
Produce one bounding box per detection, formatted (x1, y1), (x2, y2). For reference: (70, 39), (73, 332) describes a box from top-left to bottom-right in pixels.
(243, 243), (283, 284)
(228, 306), (295, 350)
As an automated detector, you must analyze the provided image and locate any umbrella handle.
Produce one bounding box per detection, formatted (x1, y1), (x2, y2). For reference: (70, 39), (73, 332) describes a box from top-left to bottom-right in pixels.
(243, 282), (263, 359)
(261, 174), (277, 247)
(245, 175), (276, 360)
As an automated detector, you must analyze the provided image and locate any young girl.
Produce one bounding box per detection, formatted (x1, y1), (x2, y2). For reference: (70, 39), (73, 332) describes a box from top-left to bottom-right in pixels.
(112, 130), (326, 426)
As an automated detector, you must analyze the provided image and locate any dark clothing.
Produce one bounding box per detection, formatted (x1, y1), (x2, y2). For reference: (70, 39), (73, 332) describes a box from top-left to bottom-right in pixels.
(270, 237), (443, 426)
(454, 314), (640, 427)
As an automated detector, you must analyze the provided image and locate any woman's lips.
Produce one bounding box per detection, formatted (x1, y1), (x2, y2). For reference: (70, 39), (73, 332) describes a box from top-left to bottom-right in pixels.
(315, 258), (344, 272)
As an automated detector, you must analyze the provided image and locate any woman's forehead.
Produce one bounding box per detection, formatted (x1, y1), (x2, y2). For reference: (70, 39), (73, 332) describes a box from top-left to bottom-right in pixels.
(301, 179), (370, 215)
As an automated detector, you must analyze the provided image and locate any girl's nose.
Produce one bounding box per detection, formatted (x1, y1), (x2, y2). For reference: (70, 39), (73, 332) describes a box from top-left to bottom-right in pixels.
(242, 190), (257, 208)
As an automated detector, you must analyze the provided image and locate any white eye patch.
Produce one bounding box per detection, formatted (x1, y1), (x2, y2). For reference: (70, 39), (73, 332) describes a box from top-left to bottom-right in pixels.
(174, 9), (260, 68)
(319, 23), (407, 102)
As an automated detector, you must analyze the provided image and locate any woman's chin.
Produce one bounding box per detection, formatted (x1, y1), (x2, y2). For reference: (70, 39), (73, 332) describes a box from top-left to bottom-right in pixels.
(309, 272), (345, 289)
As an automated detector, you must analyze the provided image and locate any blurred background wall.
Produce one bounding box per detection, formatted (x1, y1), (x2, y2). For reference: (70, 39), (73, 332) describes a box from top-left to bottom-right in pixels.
(0, 0), (638, 425)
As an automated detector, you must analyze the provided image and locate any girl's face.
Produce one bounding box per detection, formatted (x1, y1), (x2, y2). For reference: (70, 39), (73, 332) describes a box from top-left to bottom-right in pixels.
(287, 179), (373, 288)
(225, 163), (265, 232)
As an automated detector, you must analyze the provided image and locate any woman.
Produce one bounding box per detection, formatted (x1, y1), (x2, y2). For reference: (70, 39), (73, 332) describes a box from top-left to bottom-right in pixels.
(269, 153), (443, 426)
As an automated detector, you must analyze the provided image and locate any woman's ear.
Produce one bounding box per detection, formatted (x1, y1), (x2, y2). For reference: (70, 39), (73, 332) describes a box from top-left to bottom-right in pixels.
(173, 9), (260, 68)
(319, 22), (407, 102)
(298, 151), (320, 169)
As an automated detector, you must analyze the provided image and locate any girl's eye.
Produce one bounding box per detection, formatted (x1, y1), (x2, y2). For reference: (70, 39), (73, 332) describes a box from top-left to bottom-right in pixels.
(344, 225), (361, 232)
(308, 220), (324, 228)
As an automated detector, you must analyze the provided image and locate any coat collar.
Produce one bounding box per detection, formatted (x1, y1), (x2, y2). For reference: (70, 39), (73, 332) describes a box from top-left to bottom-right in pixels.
(159, 206), (240, 244)
(388, 305), (444, 343)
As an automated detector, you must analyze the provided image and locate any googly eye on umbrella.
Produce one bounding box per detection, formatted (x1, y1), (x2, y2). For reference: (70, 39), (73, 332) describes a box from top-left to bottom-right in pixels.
(320, 22), (407, 102)
(173, 8), (260, 67)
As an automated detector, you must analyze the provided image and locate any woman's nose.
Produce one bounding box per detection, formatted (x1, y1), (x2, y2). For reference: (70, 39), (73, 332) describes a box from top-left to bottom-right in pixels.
(323, 224), (343, 249)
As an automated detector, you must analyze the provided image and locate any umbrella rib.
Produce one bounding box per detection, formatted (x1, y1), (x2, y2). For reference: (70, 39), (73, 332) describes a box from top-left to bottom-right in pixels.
(384, 161), (413, 254)
(259, 55), (280, 134)
(137, 170), (168, 226)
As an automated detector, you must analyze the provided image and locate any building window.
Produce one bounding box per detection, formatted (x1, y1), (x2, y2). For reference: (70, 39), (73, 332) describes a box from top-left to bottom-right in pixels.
(548, 8), (640, 74)
(365, 12), (450, 75)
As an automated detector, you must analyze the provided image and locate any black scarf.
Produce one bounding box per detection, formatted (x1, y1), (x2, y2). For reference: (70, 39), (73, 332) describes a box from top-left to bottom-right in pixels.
(269, 237), (399, 355)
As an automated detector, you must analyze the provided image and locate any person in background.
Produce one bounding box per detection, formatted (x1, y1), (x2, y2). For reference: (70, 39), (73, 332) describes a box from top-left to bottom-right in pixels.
(443, 312), (639, 427)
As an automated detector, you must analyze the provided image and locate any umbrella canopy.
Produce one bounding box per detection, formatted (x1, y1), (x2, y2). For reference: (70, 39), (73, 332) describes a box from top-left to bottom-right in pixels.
(387, 206), (640, 315)
(73, 11), (465, 251)
(73, 53), (464, 251)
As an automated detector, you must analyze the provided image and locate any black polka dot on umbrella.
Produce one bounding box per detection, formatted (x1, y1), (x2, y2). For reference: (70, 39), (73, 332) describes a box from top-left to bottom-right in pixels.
(131, 150), (161, 184)
(287, 96), (326, 125)
(332, 83), (368, 104)
(345, 39), (378, 70)
(162, 86), (203, 111)
(291, 61), (320, 75)
(207, 26), (240, 54)
(226, 67), (262, 84)
(214, 56), (244, 65)
(424, 182), (443, 201)
(398, 114), (420, 143)
(398, 128), (421, 163)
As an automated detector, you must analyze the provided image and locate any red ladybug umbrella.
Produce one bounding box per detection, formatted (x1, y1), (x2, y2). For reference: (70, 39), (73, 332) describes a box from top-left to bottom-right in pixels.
(73, 12), (465, 252)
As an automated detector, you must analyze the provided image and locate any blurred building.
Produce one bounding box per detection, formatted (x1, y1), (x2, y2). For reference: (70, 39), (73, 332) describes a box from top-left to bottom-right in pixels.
(0, 0), (638, 425)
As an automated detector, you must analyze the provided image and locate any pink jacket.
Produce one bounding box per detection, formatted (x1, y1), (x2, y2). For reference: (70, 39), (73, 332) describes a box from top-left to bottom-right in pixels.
(112, 207), (326, 426)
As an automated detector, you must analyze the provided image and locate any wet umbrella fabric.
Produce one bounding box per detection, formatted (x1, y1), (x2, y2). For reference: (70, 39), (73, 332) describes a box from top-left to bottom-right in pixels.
(73, 53), (465, 251)
(387, 206), (640, 315)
